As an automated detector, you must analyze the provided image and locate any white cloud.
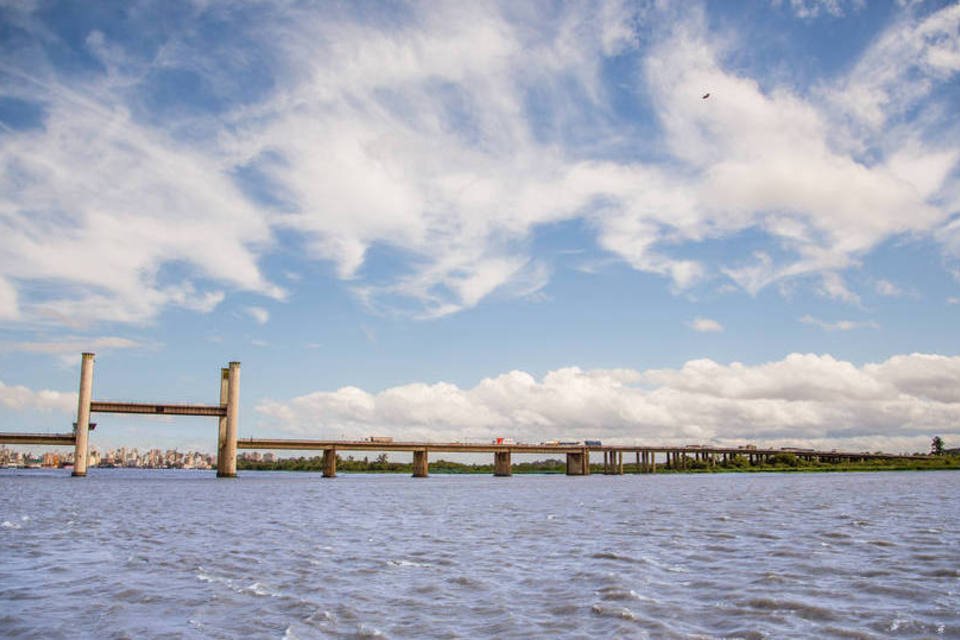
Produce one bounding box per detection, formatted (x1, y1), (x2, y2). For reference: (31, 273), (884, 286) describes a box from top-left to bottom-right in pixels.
(875, 279), (902, 297)
(828, 4), (960, 132)
(0, 2), (957, 324)
(817, 273), (861, 305)
(0, 64), (282, 327)
(643, 8), (958, 296)
(948, 297), (959, 305)
(0, 336), (143, 355)
(0, 277), (19, 320)
(688, 317), (723, 332)
(778, 0), (865, 20)
(256, 352), (960, 453)
(800, 314), (879, 331)
(245, 306), (270, 325)
(0, 380), (75, 413)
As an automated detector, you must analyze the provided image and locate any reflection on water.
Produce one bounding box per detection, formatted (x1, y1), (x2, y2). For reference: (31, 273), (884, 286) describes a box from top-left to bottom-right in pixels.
(1, 469), (958, 638)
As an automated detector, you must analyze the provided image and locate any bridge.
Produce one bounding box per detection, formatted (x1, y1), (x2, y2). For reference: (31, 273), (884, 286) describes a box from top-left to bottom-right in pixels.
(234, 438), (927, 477)
(0, 354), (930, 477)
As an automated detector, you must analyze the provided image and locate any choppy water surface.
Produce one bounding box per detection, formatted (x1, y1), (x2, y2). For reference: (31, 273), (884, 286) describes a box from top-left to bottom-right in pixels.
(2, 469), (959, 639)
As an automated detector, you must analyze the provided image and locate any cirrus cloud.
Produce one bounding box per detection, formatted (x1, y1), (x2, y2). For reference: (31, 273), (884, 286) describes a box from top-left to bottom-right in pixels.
(0, 1), (957, 325)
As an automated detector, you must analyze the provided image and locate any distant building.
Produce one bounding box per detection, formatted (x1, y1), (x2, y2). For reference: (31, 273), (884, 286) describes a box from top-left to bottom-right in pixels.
(41, 452), (61, 468)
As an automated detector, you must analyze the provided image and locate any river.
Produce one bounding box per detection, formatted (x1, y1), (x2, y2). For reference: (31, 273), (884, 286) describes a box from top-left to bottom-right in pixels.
(1, 469), (958, 638)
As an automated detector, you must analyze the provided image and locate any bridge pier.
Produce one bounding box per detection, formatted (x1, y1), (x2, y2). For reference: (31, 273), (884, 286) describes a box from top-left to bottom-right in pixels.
(412, 450), (429, 477)
(566, 450), (589, 475)
(322, 448), (336, 477)
(216, 367), (228, 476)
(219, 361), (240, 478)
(493, 451), (511, 476)
(601, 450), (624, 475)
(72, 352), (95, 477)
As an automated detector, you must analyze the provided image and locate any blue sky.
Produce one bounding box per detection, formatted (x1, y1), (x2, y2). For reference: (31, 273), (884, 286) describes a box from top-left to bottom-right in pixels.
(1, 0), (959, 455)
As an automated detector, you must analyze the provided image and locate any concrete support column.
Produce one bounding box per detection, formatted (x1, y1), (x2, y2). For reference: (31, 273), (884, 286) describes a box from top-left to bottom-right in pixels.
(494, 451), (511, 477)
(617, 451), (624, 475)
(219, 361), (240, 478)
(650, 451), (656, 474)
(322, 448), (336, 477)
(565, 450), (590, 475)
(73, 352), (95, 477)
(566, 452), (581, 475)
(412, 450), (429, 477)
(216, 367), (228, 476)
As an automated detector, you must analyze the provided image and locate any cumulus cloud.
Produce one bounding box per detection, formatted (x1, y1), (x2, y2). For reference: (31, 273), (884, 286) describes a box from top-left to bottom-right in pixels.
(256, 352), (960, 453)
(0, 380), (75, 413)
(688, 317), (723, 332)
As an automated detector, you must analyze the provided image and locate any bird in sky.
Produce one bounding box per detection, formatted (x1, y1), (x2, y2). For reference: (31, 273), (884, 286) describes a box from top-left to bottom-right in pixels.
(702, 92), (710, 99)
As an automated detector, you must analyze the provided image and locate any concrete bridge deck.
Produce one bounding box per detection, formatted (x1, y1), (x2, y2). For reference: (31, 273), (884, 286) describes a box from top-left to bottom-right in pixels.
(237, 438), (925, 460)
(237, 439), (586, 454)
(0, 433), (76, 446)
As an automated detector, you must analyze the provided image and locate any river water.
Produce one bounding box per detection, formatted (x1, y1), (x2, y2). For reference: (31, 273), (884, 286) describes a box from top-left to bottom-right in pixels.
(1, 469), (958, 639)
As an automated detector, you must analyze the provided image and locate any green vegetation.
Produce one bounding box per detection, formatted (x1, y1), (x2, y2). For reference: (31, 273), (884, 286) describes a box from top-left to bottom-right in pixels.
(238, 454), (567, 474)
(613, 452), (960, 474)
(931, 436), (945, 455)
(238, 452), (960, 474)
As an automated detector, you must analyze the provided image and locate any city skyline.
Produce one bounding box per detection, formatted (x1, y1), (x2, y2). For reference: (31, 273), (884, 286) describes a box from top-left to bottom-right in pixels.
(1, 1), (960, 454)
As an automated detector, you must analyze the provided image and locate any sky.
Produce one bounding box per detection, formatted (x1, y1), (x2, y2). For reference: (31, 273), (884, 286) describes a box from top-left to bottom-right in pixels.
(1, 0), (959, 456)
